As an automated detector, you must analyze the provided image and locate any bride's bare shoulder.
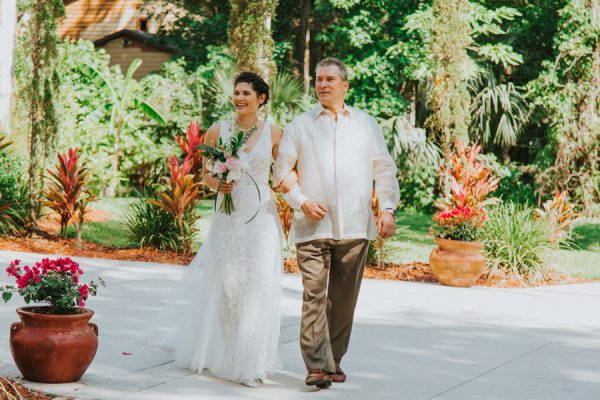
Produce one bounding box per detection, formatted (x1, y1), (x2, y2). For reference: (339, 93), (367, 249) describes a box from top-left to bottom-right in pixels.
(204, 123), (221, 146)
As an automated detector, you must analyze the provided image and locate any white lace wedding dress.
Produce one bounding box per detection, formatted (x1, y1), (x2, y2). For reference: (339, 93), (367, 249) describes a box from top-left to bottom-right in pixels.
(146, 119), (283, 387)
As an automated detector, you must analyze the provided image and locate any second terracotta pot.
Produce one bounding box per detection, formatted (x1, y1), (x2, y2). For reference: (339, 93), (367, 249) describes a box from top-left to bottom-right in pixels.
(429, 238), (486, 287)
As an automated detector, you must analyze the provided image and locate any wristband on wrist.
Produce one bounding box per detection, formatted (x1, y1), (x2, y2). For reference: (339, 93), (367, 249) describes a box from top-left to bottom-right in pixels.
(383, 208), (397, 217)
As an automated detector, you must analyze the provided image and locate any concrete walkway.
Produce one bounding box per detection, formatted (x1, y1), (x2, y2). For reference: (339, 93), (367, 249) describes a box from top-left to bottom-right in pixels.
(0, 250), (599, 399)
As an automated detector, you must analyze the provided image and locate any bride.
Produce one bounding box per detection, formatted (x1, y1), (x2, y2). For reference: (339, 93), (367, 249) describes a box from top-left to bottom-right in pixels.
(146, 71), (291, 387)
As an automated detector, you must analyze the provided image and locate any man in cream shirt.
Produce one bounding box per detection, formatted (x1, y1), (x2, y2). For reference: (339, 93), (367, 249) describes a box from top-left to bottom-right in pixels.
(274, 58), (400, 388)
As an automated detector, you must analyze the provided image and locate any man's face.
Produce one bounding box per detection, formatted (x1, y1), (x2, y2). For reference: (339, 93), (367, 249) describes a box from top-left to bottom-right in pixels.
(315, 65), (348, 107)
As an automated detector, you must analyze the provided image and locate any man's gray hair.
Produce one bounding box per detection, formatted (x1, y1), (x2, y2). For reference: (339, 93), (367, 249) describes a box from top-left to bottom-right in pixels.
(316, 57), (348, 81)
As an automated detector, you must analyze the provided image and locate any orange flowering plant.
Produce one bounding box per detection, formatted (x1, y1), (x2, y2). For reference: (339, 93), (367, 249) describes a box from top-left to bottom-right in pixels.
(431, 144), (500, 242)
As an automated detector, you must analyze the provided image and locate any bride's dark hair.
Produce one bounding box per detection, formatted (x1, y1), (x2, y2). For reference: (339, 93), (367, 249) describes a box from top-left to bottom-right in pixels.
(234, 72), (270, 107)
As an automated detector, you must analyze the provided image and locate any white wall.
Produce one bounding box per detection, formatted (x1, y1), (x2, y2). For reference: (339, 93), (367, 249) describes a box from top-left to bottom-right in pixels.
(0, 0), (17, 133)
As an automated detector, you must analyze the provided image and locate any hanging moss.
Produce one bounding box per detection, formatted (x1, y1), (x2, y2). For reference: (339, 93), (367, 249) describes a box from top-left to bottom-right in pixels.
(426, 0), (472, 156)
(228, 0), (279, 80)
(14, 0), (65, 222)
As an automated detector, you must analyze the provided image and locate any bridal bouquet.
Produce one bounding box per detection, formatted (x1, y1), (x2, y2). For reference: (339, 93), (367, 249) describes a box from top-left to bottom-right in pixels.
(200, 127), (257, 215)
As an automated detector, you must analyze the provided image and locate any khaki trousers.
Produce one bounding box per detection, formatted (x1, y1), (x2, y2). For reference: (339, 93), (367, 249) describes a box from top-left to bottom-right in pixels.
(296, 238), (369, 372)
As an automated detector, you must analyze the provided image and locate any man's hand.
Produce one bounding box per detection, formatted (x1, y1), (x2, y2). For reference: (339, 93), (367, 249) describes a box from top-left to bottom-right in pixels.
(377, 211), (396, 239)
(301, 200), (328, 222)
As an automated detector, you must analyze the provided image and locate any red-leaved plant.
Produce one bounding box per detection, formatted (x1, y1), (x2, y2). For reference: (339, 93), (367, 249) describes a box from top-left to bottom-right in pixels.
(42, 148), (94, 239)
(1, 258), (104, 314)
(176, 121), (205, 176)
(150, 134), (203, 254)
(274, 192), (293, 258)
(370, 190), (387, 268)
(431, 143), (500, 242)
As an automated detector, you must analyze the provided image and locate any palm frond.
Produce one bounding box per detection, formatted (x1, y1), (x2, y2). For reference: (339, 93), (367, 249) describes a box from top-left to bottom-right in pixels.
(469, 69), (529, 149)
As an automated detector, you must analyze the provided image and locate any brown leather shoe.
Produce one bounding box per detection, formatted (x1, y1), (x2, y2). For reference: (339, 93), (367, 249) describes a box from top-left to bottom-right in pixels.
(331, 366), (346, 383)
(305, 369), (332, 388)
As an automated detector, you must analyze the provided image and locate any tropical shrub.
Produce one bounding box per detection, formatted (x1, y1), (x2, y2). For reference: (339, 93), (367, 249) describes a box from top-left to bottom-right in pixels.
(124, 192), (180, 251)
(150, 157), (202, 254)
(42, 148), (94, 238)
(431, 143), (499, 241)
(534, 190), (578, 244)
(0, 142), (30, 236)
(384, 117), (441, 212)
(368, 189), (387, 268)
(483, 202), (553, 283)
(57, 40), (173, 195)
(485, 159), (536, 205)
(274, 192), (293, 257)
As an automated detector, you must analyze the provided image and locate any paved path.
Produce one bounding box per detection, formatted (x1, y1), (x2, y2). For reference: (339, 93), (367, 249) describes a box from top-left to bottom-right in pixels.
(0, 250), (599, 399)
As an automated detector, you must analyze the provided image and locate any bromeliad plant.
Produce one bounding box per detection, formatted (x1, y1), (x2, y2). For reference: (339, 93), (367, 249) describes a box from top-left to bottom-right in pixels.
(148, 122), (206, 254)
(176, 121), (205, 177)
(150, 156), (201, 254)
(1, 257), (104, 314)
(534, 190), (578, 244)
(42, 148), (95, 239)
(274, 192), (293, 258)
(431, 143), (500, 242)
(369, 190), (387, 269)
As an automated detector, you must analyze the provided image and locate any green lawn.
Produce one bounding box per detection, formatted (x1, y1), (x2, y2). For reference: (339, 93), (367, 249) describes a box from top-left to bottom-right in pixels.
(387, 209), (436, 264)
(70, 198), (215, 249)
(78, 198), (599, 279)
(553, 219), (600, 279)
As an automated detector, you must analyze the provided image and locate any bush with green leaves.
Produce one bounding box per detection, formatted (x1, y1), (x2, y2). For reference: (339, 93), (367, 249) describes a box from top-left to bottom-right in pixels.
(124, 194), (180, 252)
(0, 150), (31, 236)
(483, 202), (553, 283)
(479, 154), (536, 205)
(383, 117), (441, 212)
(57, 40), (174, 195)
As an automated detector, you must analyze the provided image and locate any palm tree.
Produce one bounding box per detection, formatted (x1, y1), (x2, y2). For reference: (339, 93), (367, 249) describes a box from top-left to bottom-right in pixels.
(268, 72), (307, 127)
(80, 59), (166, 196)
(469, 68), (529, 163)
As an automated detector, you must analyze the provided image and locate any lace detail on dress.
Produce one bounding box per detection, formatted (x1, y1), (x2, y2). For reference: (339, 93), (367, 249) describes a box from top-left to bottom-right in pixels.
(145, 118), (282, 387)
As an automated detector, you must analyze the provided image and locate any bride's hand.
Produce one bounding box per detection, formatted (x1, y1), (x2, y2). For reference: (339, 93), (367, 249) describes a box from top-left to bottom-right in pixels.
(273, 170), (297, 193)
(219, 181), (235, 194)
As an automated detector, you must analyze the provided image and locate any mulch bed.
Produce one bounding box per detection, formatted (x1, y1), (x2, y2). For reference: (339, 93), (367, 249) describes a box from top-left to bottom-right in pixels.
(0, 211), (588, 288)
(0, 377), (52, 400)
(284, 259), (589, 288)
(0, 235), (193, 266)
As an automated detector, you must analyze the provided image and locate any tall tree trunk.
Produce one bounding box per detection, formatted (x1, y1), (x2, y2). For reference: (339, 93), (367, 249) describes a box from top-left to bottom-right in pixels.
(581, 0), (599, 210)
(309, 7), (322, 83)
(28, 7), (41, 224)
(400, 80), (417, 126)
(501, 146), (511, 165)
(294, 0), (312, 93)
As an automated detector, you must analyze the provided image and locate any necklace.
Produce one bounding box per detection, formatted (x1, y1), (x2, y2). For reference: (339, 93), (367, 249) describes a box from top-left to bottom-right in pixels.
(234, 118), (259, 143)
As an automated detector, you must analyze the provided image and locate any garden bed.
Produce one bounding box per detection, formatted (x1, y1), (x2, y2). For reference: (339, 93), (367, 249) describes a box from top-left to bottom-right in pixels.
(0, 377), (51, 400)
(284, 259), (588, 288)
(0, 234), (587, 288)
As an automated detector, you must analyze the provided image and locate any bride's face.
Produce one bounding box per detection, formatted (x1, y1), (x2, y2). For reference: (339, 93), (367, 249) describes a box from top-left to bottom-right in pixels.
(233, 82), (265, 117)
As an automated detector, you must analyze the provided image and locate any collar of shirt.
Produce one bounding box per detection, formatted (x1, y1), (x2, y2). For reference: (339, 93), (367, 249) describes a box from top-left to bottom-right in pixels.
(312, 103), (352, 121)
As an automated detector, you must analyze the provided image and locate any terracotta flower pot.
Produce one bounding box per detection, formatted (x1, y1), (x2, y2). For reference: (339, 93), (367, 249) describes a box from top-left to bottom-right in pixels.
(429, 238), (486, 287)
(10, 306), (98, 383)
